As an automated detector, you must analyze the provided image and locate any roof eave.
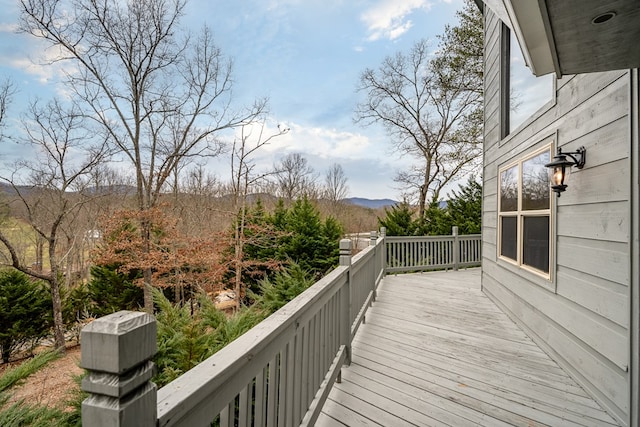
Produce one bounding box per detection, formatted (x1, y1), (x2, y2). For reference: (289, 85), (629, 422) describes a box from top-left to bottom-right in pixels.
(502, 1), (561, 77)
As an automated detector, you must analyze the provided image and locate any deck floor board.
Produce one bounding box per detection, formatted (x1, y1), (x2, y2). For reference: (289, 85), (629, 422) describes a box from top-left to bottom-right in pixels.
(318, 269), (619, 427)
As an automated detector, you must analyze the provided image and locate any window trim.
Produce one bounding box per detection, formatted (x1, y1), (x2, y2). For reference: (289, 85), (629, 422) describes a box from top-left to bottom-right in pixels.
(497, 144), (555, 283)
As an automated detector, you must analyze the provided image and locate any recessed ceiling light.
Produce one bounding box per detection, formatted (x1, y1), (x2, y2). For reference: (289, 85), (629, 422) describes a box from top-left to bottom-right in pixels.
(591, 11), (616, 25)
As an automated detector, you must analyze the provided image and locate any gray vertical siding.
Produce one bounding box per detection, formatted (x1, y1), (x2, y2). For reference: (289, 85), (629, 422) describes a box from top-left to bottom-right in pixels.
(482, 9), (632, 426)
(630, 69), (639, 427)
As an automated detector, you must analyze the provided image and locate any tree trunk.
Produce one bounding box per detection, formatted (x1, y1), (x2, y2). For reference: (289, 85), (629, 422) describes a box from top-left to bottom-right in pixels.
(35, 236), (43, 272)
(143, 269), (154, 313)
(50, 277), (66, 354)
(141, 215), (155, 313)
(418, 184), (428, 224)
(234, 229), (243, 311)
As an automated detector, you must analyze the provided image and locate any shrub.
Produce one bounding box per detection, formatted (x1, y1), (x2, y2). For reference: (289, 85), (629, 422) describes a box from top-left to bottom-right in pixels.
(152, 289), (267, 387)
(378, 202), (419, 236)
(87, 264), (144, 317)
(251, 263), (315, 313)
(0, 269), (53, 363)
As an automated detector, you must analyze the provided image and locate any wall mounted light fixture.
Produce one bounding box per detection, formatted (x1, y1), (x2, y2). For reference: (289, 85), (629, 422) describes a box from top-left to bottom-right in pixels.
(544, 146), (586, 196)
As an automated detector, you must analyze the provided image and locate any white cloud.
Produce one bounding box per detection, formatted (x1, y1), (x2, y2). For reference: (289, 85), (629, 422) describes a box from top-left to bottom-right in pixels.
(0, 25), (72, 87)
(261, 122), (374, 161)
(0, 22), (18, 33)
(361, 0), (433, 41)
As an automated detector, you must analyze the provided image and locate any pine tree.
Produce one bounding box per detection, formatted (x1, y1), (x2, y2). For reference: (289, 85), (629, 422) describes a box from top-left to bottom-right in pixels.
(446, 178), (482, 234)
(0, 270), (52, 363)
(277, 197), (342, 275)
(87, 265), (144, 317)
(378, 203), (418, 236)
(251, 263), (315, 313)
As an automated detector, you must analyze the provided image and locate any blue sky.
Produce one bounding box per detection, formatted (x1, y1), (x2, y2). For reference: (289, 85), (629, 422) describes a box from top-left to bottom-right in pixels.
(0, 0), (465, 200)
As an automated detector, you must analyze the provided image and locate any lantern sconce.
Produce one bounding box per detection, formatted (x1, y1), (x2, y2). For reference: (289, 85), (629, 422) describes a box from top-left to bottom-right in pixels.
(544, 146), (586, 196)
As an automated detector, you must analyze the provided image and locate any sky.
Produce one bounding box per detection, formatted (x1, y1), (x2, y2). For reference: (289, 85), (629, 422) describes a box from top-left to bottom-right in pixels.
(0, 0), (466, 200)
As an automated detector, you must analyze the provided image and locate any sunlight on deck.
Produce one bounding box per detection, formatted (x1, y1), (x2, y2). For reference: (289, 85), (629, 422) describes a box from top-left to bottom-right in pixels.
(317, 269), (619, 427)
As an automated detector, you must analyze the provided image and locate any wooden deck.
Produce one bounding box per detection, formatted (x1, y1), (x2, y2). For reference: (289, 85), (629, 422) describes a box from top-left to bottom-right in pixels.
(317, 269), (619, 427)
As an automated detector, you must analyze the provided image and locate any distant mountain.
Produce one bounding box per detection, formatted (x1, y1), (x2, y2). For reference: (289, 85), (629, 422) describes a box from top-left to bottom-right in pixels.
(0, 182), (34, 197)
(343, 197), (397, 209)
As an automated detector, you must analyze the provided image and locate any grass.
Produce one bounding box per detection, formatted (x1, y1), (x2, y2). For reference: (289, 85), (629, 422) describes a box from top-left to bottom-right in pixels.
(0, 350), (82, 427)
(0, 217), (50, 271)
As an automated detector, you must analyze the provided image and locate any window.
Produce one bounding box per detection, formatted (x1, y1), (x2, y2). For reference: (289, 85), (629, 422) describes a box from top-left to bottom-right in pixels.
(498, 146), (552, 276)
(501, 24), (554, 137)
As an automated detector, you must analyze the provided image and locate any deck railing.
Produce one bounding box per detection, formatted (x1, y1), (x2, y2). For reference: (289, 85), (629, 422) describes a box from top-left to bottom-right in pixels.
(386, 226), (482, 273)
(79, 227), (480, 426)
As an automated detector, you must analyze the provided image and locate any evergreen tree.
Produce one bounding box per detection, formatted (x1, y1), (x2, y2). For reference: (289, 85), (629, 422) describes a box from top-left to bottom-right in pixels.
(251, 263), (315, 313)
(87, 265), (144, 317)
(277, 197), (342, 275)
(0, 269), (52, 363)
(446, 178), (482, 234)
(378, 203), (418, 236)
(419, 201), (452, 236)
(229, 197), (343, 303)
(272, 199), (288, 230)
(153, 289), (266, 387)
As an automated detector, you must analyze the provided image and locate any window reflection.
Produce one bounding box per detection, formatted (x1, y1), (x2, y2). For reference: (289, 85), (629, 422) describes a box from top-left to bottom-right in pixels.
(500, 216), (517, 261)
(523, 216), (550, 273)
(507, 29), (554, 133)
(498, 145), (552, 278)
(522, 150), (550, 210)
(500, 165), (518, 211)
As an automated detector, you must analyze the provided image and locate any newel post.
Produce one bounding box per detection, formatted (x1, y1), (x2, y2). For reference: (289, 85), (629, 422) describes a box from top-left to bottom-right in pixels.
(81, 311), (157, 427)
(380, 227), (387, 273)
(452, 226), (460, 271)
(339, 239), (352, 367)
(369, 231), (378, 301)
(369, 231), (377, 247)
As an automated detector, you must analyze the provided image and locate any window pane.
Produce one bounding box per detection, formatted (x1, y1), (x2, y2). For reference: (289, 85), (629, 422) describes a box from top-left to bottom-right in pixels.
(523, 216), (549, 273)
(509, 32), (554, 132)
(522, 150), (550, 210)
(500, 166), (518, 212)
(500, 216), (517, 261)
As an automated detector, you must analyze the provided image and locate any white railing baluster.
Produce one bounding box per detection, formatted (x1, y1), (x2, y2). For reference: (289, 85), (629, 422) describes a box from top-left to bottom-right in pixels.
(239, 385), (249, 427)
(384, 230), (481, 273)
(255, 368), (266, 427)
(267, 355), (279, 427)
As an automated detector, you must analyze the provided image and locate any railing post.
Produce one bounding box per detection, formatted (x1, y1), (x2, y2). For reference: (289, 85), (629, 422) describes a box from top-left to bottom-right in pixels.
(380, 227), (387, 272)
(81, 311), (157, 427)
(339, 239), (352, 367)
(452, 226), (460, 271)
(370, 231), (378, 302)
(369, 231), (377, 247)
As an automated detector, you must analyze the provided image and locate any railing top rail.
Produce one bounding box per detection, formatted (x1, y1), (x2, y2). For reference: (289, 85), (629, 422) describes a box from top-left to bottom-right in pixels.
(385, 234), (481, 242)
(351, 236), (382, 262)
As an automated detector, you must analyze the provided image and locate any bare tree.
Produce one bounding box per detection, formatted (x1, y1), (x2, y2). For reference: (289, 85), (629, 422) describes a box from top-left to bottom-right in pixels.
(20, 0), (268, 311)
(230, 123), (288, 309)
(355, 37), (482, 224)
(323, 163), (349, 204)
(0, 80), (15, 141)
(274, 152), (318, 201)
(0, 98), (111, 352)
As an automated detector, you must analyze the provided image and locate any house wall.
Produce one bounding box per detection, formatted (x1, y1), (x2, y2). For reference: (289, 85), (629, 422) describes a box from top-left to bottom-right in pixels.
(482, 9), (632, 425)
(631, 68), (639, 427)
